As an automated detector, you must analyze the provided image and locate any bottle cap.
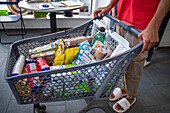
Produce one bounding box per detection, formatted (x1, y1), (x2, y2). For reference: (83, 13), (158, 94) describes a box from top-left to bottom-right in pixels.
(100, 27), (105, 32)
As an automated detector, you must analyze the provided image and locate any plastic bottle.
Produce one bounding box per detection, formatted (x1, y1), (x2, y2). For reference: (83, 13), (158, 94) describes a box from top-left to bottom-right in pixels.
(92, 27), (106, 46)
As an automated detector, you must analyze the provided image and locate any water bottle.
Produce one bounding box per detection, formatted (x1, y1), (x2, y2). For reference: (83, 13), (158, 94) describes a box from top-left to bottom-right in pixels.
(92, 27), (106, 46)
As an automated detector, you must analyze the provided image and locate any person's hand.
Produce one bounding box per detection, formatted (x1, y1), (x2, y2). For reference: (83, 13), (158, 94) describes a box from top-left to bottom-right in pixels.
(112, 15), (117, 18)
(138, 27), (159, 54)
(93, 7), (111, 18)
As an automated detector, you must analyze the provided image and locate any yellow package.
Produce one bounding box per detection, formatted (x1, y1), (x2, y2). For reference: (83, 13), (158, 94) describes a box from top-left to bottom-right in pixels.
(53, 39), (65, 50)
(53, 46), (65, 66)
(65, 46), (79, 64)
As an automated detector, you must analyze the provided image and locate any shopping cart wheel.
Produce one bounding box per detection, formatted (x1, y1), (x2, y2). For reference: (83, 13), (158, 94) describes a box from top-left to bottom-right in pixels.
(79, 99), (113, 113)
(33, 103), (46, 113)
(39, 104), (46, 110)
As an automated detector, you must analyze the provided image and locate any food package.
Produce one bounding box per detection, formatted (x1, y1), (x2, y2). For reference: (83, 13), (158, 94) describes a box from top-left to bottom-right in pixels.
(75, 40), (92, 60)
(53, 39), (65, 50)
(64, 36), (93, 46)
(104, 42), (113, 58)
(29, 42), (57, 55)
(110, 44), (129, 57)
(94, 47), (107, 60)
(92, 40), (104, 48)
(31, 50), (56, 64)
(65, 46), (79, 64)
(74, 50), (96, 65)
(50, 64), (76, 70)
(53, 40), (65, 66)
(92, 40), (104, 55)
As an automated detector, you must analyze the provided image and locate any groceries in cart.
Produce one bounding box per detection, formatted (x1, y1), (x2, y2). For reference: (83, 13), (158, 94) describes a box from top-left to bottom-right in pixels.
(11, 26), (132, 77)
(11, 20), (132, 97)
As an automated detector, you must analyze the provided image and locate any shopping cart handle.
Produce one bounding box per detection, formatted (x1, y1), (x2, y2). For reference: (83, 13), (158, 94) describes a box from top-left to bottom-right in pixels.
(103, 13), (140, 36)
(94, 15), (103, 20)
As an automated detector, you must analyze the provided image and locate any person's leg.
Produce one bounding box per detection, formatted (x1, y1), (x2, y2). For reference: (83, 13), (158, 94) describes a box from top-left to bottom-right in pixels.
(109, 24), (127, 101)
(146, 46), (154, 62)
(109, 10), (116, 32)
(155, 11), (170, 47)
(144, 12), (169, 67)
(113, 24), (147, 111)
(122, 27), (147, 99)
(144, 46), (154, 67)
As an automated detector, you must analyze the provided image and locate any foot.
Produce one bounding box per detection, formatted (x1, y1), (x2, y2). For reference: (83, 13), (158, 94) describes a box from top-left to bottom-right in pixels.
(109, 88), (126, 100)
(114, 97), (135, 111)
(144, 60), (151, 67)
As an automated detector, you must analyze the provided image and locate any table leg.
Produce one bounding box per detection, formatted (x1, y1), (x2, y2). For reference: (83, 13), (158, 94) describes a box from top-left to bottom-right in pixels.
(50, 12), (57, 33)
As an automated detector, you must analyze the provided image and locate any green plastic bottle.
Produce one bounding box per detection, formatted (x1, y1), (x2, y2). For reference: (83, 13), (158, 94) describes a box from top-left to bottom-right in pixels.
(92, 27), (106, 45)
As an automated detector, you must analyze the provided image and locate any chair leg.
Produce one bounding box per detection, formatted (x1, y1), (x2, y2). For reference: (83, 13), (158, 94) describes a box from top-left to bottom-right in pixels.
(0, 18), (26, 44)
(21, 16), (27, 39)
(21, 18), (24, 39)
(1, 21), (26, 37)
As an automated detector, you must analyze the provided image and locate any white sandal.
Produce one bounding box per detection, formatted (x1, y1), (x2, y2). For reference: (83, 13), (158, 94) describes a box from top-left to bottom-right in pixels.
(113, 97), (136, 113)
(109, 88), (127, 101)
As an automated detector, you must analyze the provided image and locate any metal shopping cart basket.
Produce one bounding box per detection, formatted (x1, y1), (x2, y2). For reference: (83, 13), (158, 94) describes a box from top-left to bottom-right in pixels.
(4, 14), (143, 113)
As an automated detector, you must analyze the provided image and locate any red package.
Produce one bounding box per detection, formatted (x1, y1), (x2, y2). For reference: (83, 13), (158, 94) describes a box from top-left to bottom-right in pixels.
(36, 57), (50, 71)
(25, 62), (40, 73)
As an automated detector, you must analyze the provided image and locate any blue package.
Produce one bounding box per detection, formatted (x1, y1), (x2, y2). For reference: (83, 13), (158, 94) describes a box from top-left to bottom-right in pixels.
(76, 40), (92, 59)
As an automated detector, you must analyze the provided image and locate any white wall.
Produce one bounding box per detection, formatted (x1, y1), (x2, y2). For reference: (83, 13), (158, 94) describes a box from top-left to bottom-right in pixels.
(92, 0), (110, 15)
(92, 0), (111, 29)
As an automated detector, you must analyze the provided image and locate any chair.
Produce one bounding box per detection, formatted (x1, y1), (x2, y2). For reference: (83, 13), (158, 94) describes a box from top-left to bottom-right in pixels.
(0, 0), (26, 44)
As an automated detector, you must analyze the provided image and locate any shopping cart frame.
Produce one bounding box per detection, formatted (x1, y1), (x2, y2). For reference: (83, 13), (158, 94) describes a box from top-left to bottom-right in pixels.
(4, 13), (143, 113)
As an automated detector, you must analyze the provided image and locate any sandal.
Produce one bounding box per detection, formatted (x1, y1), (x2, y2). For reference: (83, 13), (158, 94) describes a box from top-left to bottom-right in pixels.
(109, 88), (127, 101)
(113, 97), (136, 113)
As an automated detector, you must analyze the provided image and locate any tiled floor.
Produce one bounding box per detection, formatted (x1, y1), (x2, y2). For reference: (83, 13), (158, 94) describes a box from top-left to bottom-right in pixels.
(0, 29), (170, 113)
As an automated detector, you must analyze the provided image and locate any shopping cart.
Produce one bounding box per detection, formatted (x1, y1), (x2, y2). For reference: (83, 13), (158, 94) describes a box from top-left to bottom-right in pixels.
(4, 13), (143, 113)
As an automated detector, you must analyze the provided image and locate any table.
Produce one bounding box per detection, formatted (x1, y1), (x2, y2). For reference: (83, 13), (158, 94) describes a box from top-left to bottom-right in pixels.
(18, 1), (83, 33)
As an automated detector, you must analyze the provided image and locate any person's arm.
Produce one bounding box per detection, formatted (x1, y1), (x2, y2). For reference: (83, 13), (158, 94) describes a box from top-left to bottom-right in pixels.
(138, 0), (170, 53)
(93, 0), (119, 18)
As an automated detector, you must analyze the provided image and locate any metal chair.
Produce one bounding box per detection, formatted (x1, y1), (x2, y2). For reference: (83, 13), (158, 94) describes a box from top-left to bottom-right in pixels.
(0, 0), (26, 44)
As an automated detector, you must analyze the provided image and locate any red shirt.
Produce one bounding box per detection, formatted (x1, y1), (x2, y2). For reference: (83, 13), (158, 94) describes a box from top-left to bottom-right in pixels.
(117, 0), (160, 30)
